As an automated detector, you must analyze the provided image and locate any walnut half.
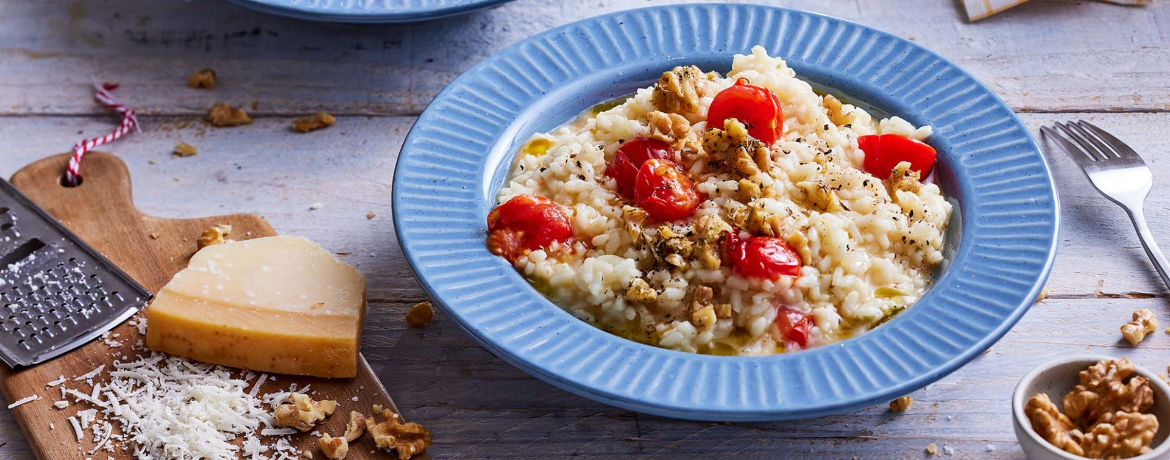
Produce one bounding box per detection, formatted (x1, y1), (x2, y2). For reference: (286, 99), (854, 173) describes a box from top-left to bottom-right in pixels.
(651, 65), (707, 117)
(1025, 392), (1085, 456)
(274, 393), (338, 432)
(1080, 411), (1159, 459)
(365, 408), (432, 460)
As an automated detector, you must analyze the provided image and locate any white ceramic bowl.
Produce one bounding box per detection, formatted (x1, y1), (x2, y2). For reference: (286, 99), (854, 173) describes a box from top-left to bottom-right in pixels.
(1012, 354), (1170, 460)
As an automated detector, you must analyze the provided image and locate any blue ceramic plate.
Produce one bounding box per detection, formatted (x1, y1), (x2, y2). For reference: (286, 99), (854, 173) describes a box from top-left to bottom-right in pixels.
(222, 0), (514, 23)
(393, 4), (1059, 421)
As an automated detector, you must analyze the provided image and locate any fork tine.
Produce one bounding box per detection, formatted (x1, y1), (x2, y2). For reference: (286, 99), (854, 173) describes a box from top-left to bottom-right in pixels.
(1054, 121), (1105, 161)
(1040, 125), (1097, 166)
(1077, 120), (1143, 162)
(1066, 121), (1118, 159)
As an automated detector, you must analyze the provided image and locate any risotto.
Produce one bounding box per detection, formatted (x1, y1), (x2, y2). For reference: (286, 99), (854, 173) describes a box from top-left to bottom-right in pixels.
(486, 46), (952, 356)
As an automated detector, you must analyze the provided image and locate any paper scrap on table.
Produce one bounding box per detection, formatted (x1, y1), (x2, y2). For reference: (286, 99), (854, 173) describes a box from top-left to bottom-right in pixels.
(962, 0), (1149, 21)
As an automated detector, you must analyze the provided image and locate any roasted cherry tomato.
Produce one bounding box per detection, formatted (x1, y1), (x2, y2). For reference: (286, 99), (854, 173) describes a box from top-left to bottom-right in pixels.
(633, 159), (703, 222)
(726, 232), (802, 280)
(486, 194), (574, 263)
(707, 79), (784, 144)
(606, 137), (675, 200)
(775, 306), (813, 349)
(858, 134), (938, 178)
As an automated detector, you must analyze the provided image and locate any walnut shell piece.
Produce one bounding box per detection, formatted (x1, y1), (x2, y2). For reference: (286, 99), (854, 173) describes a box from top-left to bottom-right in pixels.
(365, 409), (432, 460)
(207, 103), (252, 127)
(1121, 308), (1158, 346)
(406, 301), (434, 328)
(293, 112), (337, 133)
(274, 393), (338, 432)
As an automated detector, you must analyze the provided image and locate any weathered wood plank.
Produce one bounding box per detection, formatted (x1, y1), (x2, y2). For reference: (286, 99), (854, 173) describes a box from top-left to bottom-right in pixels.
(1, 0), (1168, 116)
(0, 112), (1168, 459)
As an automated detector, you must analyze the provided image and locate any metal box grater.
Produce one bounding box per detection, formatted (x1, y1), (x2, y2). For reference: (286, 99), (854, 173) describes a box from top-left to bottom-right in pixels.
(0, 178), (148, 367)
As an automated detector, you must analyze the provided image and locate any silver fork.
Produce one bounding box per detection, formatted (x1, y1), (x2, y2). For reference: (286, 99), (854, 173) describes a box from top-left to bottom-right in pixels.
(1040, 120), (1170, 289)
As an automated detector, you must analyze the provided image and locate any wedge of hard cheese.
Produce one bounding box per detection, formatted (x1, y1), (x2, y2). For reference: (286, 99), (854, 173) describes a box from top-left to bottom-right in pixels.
(146, 235), (366, 378)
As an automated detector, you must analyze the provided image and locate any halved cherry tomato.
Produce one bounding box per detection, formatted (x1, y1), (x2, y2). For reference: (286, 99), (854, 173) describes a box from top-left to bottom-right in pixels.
(707, 79), (784, 144)
(726, 232), (802, 280)
(858, 134), (938, 178)
(633, 159), (702, 222)
(486, 194), (573, 263)
(606, 138), (674, 200)
(775, 306), (813, 349)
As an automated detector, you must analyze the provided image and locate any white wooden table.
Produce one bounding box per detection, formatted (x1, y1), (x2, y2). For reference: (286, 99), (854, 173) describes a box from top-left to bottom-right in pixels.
(1, 0), (1168, 458)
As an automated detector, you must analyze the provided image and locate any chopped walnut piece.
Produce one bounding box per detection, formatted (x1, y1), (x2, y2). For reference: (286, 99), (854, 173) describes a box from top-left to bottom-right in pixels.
(691, 305), (717, 328)
(318, 434), (349, 460)
(925, 443), (938, 455)
(196, 224), (232, 249)
(293, 112), (336, 133)
(737, 178), (762, 202)
(365, 408), (431, 460)
(622, 205), (650, 244)
(406, 301), (434, 328)
(304, 450), (314, 459)
(625, 278), (658, 303)
(274, 393), (338, 432)
(702, 119), (769, 177)
(713, 303), (733, 319)
(344, 411), (367, 442)
(888, 161), (921, 194)
(693, 214), (732, 240)
(173, 141), (198, 158)
(651, 65), (707, 116)
(822, 94), (856, 126)
(207, 103), (252, 127)
(1026, 393), (1085, 456)
(366, 211), (376, 220)
(1035, 287), (1050, 304)
(796, 181), (843, 213)
(646, 111), (693, 149)
(187, 68), (216, 89)
(889, 396), (913, 412)
(1080, 411), (1159, 459)
(1120, 309), (1158, 346)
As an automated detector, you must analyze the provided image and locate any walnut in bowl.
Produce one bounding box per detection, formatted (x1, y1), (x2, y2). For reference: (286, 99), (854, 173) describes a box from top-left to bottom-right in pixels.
(1013, 355), (1170, 460)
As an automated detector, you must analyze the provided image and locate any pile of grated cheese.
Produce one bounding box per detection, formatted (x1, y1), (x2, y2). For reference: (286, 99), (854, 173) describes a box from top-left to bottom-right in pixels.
(45, 317), (314, 460)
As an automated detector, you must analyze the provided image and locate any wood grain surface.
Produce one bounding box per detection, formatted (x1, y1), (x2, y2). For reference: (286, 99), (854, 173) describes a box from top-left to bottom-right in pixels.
(1, 0), (1169, 458)
(0, 152), (416, 460)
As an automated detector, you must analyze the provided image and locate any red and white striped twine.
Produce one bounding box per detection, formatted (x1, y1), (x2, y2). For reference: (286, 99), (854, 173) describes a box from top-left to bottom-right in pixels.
(65, 83), (140, 186)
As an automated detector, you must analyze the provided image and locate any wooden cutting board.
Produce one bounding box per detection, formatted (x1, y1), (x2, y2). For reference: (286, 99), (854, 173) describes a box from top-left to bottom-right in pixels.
(0, 152), (421, 460)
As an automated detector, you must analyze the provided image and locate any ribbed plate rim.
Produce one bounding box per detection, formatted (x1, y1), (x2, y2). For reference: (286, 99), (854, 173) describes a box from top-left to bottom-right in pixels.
(392, 3), (1059, 421)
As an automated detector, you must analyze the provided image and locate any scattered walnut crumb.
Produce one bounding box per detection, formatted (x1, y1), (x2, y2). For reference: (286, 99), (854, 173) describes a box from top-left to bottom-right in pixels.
(293, 112), (336, 133)
(207, 103), (252, 127)
(319, 434), (349, 460)
(1035, 287), (1050, 303)
(366, 211), (376, 220)
(1120, 309), (1158, 346)
(925, 443), (937, 455)
(344, 411), (366, 441)
(274, 393), (338, 432)
(149, 232), (161, 240)
(365, 408), (431, 460)
(405, 301), (434, 328)
(197, 224), (232, 249)
(187, 68), (216, 89)
(889, 396), (912, 412)
(173, 141), (198, 158)
(303, 450), (314, 459)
